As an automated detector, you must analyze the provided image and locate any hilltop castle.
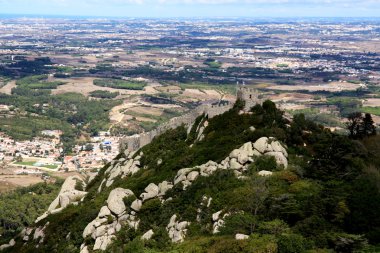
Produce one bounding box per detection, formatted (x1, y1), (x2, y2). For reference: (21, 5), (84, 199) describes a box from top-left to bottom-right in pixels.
(120, 85), (262, 152)
(236, 85), (262, 111)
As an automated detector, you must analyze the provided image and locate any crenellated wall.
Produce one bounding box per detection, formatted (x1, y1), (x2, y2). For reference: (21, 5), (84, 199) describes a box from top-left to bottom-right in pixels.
(119, 86), (262, 152)
(236, 86), (262, 111)
(119, 103), (233, 152)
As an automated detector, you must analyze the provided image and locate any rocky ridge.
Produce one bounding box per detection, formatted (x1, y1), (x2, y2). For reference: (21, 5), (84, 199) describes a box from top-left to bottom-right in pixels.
(1, 132), (288, 252)
(78, 136), (288, 251)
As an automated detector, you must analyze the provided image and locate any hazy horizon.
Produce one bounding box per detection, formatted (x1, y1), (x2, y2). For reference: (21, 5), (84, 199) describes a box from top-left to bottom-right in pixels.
(0, 0), (380, 18)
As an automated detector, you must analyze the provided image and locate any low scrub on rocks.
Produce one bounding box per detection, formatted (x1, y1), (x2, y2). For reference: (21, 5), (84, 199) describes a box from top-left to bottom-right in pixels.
(4, 100), (380, 253)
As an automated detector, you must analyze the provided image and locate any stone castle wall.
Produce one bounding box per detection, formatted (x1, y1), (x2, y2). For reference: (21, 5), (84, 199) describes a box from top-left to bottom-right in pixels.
(119, 86), (262, 152)
(237, 86), (262, 111)
(119, 103), (233, 152)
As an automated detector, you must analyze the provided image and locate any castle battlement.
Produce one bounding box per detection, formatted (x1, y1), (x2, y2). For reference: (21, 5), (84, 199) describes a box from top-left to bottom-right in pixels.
(119, 102), (233, 152)
(119, 85), (262, 152)
(236, 85), (262, 111)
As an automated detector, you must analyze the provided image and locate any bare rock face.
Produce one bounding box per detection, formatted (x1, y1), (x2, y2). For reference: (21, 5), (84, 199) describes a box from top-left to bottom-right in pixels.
(187, 171), (199, 181)
(76, 136), (288, 252)
(35, 176), (87, 223)
(158, 181), (173, 196)
(174, 168), (192, 184)
(80, 245), (89, 253)
(229, 158), (243, 170)
(82, 187), (141, 251)
(253, 137), (288, 168)
(212, 210), (223, 222)
(102, 155), (142, 190)
(271, 140), (288, 157)
(235, 234), (249, 240)
(199, 161), (218, 176)
(93, 235), (115, 251)
(166, 214), (190, 243)
(212, 211), (231, 234)
(83, 220), (97, 238)
(0, 239), (15, 250)
(258, 170), (273, 177)
(140, 183), (159, 201)
(98, 206), (111, 218)
(107, 188), (134, 216)
(141, 229), (154, 240)
(253, 137), (273, 154)
(48, 176), (87, 212)
(131, 199), (142, 212)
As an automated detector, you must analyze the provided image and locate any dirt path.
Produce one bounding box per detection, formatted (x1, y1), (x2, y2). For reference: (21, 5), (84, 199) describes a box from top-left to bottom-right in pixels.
(109, 102), (138, 123)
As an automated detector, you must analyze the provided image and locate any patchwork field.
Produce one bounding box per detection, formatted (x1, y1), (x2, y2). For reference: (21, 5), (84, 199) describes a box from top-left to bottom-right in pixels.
(51, 77), (158, 97)
(363, 98), (380, 107)
(0, 175), (44, 193)
(266, 81), (363, 92)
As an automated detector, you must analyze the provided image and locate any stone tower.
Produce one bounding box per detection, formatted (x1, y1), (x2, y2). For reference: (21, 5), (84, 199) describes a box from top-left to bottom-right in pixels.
(236, 85), (261, 111)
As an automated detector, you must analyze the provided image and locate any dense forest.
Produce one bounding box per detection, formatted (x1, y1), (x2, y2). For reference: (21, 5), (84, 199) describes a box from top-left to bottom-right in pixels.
(2, 100), (379, 253)
(0, 181), (63, 245)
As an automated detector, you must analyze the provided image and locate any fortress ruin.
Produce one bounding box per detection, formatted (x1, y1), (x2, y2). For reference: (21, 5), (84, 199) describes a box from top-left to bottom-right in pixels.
(120, 85), (261, 152)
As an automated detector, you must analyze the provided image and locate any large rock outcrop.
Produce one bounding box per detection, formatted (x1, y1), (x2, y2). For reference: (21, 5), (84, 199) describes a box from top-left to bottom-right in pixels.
(82, 188), (139, 252)
(80, 136), (288, 251)
(99, 151), (142, 192)
(172, 137), (288, 190)
(35, 176), (87, 223)
(166, 215), (190, 243)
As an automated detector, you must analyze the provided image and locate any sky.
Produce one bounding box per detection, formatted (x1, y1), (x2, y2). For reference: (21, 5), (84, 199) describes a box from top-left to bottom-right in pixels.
(0, 0), (380, 18)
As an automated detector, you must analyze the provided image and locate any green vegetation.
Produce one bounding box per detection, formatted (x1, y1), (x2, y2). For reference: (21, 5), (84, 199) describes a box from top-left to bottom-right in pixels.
(0, 116), (73, 141)
(361, 106), (380, 116)
(327, 97), (362, 116)
(93, 78), (147, 90)
(5, 100), (380, 252)
(347, 112), (376, 139)
(204, 58), (222, 69)
(289, 108), (344, 127)
(89, 63), (116, 74)
(0, 57), (53, 77)
(276, 63), (289, 68)
(13, 161), (58, 170)
(16, 75), (65, 89)
(55, 66), (73, 73)
(0, 91), (120, 152)
(89, 90), (119, 99)
(0, 181), (62, 245)
(0, 76), (11, 88)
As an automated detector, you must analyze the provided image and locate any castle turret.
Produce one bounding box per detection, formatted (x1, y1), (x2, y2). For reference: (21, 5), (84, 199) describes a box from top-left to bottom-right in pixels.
(236, 85), (261, 111)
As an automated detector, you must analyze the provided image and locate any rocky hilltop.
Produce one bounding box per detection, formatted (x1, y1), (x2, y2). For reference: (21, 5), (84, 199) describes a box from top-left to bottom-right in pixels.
(2, 100), (380, 253)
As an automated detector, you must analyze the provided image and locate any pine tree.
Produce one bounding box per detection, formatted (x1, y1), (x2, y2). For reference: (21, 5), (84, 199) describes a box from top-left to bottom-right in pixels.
(362, 113), (376, 136)
(347, 112), (363, 138)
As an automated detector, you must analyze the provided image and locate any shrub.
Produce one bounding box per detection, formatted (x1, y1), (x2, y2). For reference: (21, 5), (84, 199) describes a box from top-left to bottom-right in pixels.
(93, 78), (147, 90)
(219, 213), (257, 235)
(258, 219), (289, 236)
(250, 156), (278, 172)
(89, 90), (119, 99)
(277, 233), (308, 253)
